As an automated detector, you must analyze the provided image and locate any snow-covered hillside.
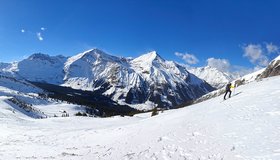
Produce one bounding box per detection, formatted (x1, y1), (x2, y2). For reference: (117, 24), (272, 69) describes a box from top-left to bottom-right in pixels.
(0, 75), (85, 118)
(189, 66), (236, 89)
(0, 75), (279, 159)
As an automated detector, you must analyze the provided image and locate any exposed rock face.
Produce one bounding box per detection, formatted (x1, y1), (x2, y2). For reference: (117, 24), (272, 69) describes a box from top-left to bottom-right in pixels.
(257, 56), (280, 79)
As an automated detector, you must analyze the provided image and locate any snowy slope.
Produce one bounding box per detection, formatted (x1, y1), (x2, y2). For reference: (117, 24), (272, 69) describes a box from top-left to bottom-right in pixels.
(189, 66), (236, 89)
(0, 75), (86, 118)
(237, 68), (265, 83)
(0, 75), (43, 94)
(0, 75), (279, 159)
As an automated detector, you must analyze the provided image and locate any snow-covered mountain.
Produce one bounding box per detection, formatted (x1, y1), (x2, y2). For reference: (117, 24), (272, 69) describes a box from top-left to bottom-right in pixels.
(1, 74), (279, 159)
(129, 51), (214, 107)
(13, 53), (68, 84)
(189, 66), (236, 89)
(0, 49), (214, 109)
(1, 53), (67, 84)
(63, 49), (142, 96)
(63, 49), (214, 108)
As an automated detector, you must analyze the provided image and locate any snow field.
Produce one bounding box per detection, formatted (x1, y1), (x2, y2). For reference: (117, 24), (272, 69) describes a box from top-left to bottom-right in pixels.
(0, 76), (279, 159)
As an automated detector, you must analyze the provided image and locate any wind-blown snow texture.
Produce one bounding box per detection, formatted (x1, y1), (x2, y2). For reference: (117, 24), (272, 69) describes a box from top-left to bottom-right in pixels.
(0, 75), (279, 159)
(1, 49), (214, 109)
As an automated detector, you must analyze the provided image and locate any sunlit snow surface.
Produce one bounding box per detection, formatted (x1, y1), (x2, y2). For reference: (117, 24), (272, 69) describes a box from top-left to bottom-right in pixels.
(0, 76), (280, 159)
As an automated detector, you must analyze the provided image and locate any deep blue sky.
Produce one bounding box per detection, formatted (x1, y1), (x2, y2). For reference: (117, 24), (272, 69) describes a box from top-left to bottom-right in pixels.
(0, 0), (279, 69)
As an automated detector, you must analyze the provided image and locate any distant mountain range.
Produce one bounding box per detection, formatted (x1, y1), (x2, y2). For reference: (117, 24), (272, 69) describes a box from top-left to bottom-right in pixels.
(0, 49), (215, 110)
(1, 49), (279, 114)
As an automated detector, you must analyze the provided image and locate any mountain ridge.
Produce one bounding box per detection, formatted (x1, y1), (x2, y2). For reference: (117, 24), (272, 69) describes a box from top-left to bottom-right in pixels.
(0, 49), (215, 109)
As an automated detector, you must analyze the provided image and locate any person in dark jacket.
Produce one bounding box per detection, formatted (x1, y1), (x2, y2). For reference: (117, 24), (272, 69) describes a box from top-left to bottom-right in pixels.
(224, 82), (232, 100)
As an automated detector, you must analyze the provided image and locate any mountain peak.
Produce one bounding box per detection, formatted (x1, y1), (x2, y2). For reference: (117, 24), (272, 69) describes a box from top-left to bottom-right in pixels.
(28, 53), (50, 60)
(132, 51), (164, 64)
(146, 50), (158, 58)
(83, 48), (106, 55)
(144, 51), (161, 60)
(77, 48), (120, 61)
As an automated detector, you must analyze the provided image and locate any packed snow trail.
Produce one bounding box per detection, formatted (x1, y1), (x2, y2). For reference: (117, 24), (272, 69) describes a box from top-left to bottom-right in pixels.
(0, 76), (280, 159)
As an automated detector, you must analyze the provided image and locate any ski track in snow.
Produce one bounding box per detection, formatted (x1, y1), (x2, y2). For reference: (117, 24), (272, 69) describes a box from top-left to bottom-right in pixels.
(0, 76), (280, 159)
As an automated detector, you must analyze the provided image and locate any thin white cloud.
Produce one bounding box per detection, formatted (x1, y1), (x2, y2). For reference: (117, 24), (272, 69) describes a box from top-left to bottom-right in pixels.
(40, 27), (46, 31)
(207, 58), (231, 72)
(36, 32), (44, 41)
(266, 42), (279, 54)
(175, 52), (199, 65)
(21, 29), (25, 33)
(242, 44), (269, 67)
